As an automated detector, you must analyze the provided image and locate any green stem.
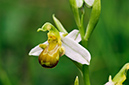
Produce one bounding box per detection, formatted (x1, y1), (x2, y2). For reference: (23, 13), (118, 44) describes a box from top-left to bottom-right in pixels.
(84, 0), (101, 41)
(82, 65), (90, 85)
(80, 7), (85, 39)
(81, 1), (101, 84)
(80, 7), (90, 85)
(69, 0), (91, 85)
(81, 39), (88, 49)
(81, 39), (90, 85)
(69, 0), (84, 39)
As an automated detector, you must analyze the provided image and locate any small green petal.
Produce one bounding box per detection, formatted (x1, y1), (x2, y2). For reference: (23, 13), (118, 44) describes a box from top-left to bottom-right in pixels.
(37, 22), (61, 45)
(52, 14), (68, 34)
(37, 22), (59, 34)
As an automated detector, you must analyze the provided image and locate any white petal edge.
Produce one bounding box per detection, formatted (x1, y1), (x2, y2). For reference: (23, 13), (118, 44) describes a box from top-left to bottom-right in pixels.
(84, 0), (94, 7)
(65, 29), (81, 43)
(62, 36), (91, 65)
(29, 41), (48, 56)
(76, 0), (83, 8)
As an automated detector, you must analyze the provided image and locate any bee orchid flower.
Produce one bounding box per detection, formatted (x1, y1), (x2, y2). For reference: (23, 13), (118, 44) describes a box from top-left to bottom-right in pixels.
(29, 23), (91, 68)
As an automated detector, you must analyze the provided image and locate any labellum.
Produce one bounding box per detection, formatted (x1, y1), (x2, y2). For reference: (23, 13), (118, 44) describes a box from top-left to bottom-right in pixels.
(37, 23), (65, 68)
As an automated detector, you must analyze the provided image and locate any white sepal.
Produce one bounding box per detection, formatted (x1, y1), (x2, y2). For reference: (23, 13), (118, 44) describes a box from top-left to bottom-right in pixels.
(66, 29), (81, 43)
(29, 41), (48, 56)
(62, 36), (91, 65)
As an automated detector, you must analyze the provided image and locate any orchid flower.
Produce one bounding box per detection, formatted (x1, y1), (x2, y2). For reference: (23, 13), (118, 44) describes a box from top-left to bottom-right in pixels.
(75, 0), (95, 8)
(29, 22), (91, 68)
(105, 63), (129, 85)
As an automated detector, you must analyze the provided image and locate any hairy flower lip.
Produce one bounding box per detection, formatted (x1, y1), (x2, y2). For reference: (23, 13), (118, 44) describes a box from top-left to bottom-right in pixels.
(29, 29), (91, 65)
(38, 45), (60, 68)
(39, 61), (59, 68)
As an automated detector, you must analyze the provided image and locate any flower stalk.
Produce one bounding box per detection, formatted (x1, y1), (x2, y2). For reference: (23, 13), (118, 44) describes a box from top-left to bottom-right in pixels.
(82, 65), (90, 85)
(69, 0), (85, 39)
(69, 0), (101, 85)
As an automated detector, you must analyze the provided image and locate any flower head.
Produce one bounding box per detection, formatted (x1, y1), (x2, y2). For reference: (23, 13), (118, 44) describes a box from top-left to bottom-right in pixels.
(29, 23), (91, 68)
(36, 23), (65, 68)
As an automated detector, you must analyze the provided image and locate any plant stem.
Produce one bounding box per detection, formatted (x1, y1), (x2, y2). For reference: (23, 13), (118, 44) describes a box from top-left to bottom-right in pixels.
(69, 0), (91, 85)
(82, 65), (90, 85)
(81, 39), (90, 85)
(79, 6), (90, 85)
(69, 0), (85, 39)
(84, 0), (101, 41)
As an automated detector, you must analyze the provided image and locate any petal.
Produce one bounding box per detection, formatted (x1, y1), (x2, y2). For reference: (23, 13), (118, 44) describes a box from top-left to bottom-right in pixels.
(62, 37), (91, 65)
(53, 15), (68, 34)
(66, 29), (81, 43)
(84, 0), (94, 7)
(76, 0), (83, 8)
(29, 41), (48, 56)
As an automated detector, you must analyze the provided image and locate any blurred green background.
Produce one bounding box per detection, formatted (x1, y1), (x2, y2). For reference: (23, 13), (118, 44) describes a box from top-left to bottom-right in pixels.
(0, 0), (129, 85)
